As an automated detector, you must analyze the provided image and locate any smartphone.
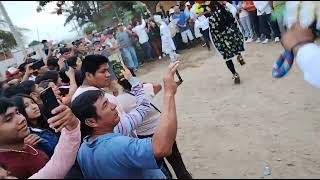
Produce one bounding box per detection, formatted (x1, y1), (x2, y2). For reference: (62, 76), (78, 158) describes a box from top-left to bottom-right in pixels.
(27, 51), (36, 57)
(112, 62), (125, 80)
(40, 87), (60, 118)
(31, 60), (45, 70)
(64, 60), (69, 71)
(176, 70), (183, 83)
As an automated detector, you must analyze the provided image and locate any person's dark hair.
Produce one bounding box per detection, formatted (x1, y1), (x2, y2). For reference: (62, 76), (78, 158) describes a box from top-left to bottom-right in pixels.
(18, 62), (27, 72)
(11, 94), (49, 129)
(59, 47), (71, 55)
(0, 97), (15, 115)
(59, 67), (70, 84)
(47, 57), (59, 71)
(66, 56), (78, 68)
(75, 69), (84, 86)
(38, 79), (54, 90)
(41, 40), (47, 44)
(35, 70), (59, 84)
(19, 80), (36, 95)
(18, 59), (38, 72)
(71, 90), (104, 138)
(81, 55), (109, 77)
(2, 85), (23, 98)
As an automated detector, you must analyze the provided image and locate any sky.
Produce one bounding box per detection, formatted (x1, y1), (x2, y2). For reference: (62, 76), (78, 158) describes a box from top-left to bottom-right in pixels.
(2, 1), (81, 45)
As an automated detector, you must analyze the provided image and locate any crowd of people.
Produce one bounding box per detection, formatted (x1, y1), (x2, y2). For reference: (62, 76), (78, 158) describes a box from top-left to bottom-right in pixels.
(0, 0), (319, 179)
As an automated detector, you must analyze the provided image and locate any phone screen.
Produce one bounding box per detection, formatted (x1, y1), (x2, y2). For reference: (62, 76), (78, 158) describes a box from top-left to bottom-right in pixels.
(40, 87), (59, 118)
(64, 60), (69, 71)
(112, 62), (125, 80)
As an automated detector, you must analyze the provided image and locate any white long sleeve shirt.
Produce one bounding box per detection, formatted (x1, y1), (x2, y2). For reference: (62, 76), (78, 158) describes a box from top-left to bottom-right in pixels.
(296, 43), (320, 88)
(132, 19), (149, 44)
(253, 1), (272, 16)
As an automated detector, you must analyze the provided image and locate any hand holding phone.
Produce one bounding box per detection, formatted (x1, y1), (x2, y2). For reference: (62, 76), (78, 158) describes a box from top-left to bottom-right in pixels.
(121, 65), (133, 81)
(163, 62), (180, 96)
(175, 70), (183, 83)
(31, 60), (45, 70)
(47, 105), (79, 132)
(112, 62), (125, 81)
(64, 60), (69, 71)
(40, 87), (60, 119)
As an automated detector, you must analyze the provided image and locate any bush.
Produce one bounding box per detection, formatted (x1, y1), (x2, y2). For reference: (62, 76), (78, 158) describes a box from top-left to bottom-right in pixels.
(0, 30), (17, 51)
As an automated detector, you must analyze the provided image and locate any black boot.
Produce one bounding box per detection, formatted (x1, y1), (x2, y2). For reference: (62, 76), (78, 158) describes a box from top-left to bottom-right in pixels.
(233, 73), (241, 84)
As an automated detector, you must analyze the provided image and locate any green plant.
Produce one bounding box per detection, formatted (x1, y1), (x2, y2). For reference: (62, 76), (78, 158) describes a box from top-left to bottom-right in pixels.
(0, 30), (17, 51)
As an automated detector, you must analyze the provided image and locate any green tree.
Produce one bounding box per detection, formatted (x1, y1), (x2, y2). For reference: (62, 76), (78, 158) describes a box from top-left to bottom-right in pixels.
(28, 40), (41, 47)
(0, 30), (17, 51)
(38, 1), (158, 30)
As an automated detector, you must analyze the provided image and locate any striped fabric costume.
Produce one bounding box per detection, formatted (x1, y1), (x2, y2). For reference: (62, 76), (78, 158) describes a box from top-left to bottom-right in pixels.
(272, 1), (320, 78)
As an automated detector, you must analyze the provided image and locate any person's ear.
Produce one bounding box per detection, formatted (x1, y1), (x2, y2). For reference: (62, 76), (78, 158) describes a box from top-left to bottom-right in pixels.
(85, 118), (98, 128)
(86, 72), (95, 82)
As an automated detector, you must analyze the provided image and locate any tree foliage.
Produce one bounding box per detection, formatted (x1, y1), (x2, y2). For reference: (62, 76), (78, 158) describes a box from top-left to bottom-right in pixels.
(28, 40), (41, 47)
(0, 30), (17, 51)
(38, 1), (160, 31)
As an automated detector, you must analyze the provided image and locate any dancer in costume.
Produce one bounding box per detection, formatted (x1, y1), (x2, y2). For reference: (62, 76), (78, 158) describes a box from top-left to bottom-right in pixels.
(207, 1), (246, 84)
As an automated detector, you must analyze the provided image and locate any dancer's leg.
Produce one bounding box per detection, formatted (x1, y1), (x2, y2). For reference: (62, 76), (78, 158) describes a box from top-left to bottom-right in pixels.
(166, 141), (193, 179)
(226, 59), (241, 84)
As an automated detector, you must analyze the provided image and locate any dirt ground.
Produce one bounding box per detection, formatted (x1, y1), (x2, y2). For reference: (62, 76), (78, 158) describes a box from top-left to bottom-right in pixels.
(135, 41), (320, 179)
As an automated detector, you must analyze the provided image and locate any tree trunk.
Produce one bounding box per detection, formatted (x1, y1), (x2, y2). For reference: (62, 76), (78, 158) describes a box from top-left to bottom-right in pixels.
(141, 1), (159, 14)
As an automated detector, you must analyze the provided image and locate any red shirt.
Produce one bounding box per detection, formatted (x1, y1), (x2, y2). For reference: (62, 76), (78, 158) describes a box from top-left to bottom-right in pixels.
(0, 145), (49, 179)
(243, 1), (256, 12)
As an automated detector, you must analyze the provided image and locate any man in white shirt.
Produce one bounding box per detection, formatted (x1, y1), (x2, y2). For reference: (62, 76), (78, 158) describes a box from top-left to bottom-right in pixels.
(253, 1), (273, 43)
(132, 16), (153, 61)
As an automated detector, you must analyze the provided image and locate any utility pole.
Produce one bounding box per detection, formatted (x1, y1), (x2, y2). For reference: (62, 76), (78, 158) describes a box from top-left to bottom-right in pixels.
(0, 1), (25, 51)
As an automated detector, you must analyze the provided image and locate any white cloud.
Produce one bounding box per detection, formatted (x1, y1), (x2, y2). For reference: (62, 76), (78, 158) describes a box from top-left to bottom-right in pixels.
(2, 1), (81, 45)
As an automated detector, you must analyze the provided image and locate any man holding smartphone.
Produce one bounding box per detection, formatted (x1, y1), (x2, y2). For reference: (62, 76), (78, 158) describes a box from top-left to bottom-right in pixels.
(72, 62), (180, 178)
(72, 55), (143, 136)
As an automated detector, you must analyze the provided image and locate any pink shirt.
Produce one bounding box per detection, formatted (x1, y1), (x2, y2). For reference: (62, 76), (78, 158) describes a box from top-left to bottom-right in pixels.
(29, 122), (81, 179)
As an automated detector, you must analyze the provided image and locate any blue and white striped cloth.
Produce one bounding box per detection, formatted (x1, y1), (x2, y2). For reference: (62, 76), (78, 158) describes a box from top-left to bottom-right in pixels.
(272, 49), (294, 78)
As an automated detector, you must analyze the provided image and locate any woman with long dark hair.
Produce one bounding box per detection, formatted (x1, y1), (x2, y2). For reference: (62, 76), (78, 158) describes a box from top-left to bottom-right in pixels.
(11, 94), (59, 157)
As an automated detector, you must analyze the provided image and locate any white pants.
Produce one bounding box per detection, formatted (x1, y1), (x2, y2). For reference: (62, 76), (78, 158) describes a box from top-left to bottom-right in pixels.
(181, 29), (194, 43)
(168, 51), (178, 62)
(194, 26), (203, 38)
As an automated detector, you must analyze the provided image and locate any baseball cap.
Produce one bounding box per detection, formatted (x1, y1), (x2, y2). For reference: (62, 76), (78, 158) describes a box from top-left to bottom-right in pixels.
(169, 8), (174, 14)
